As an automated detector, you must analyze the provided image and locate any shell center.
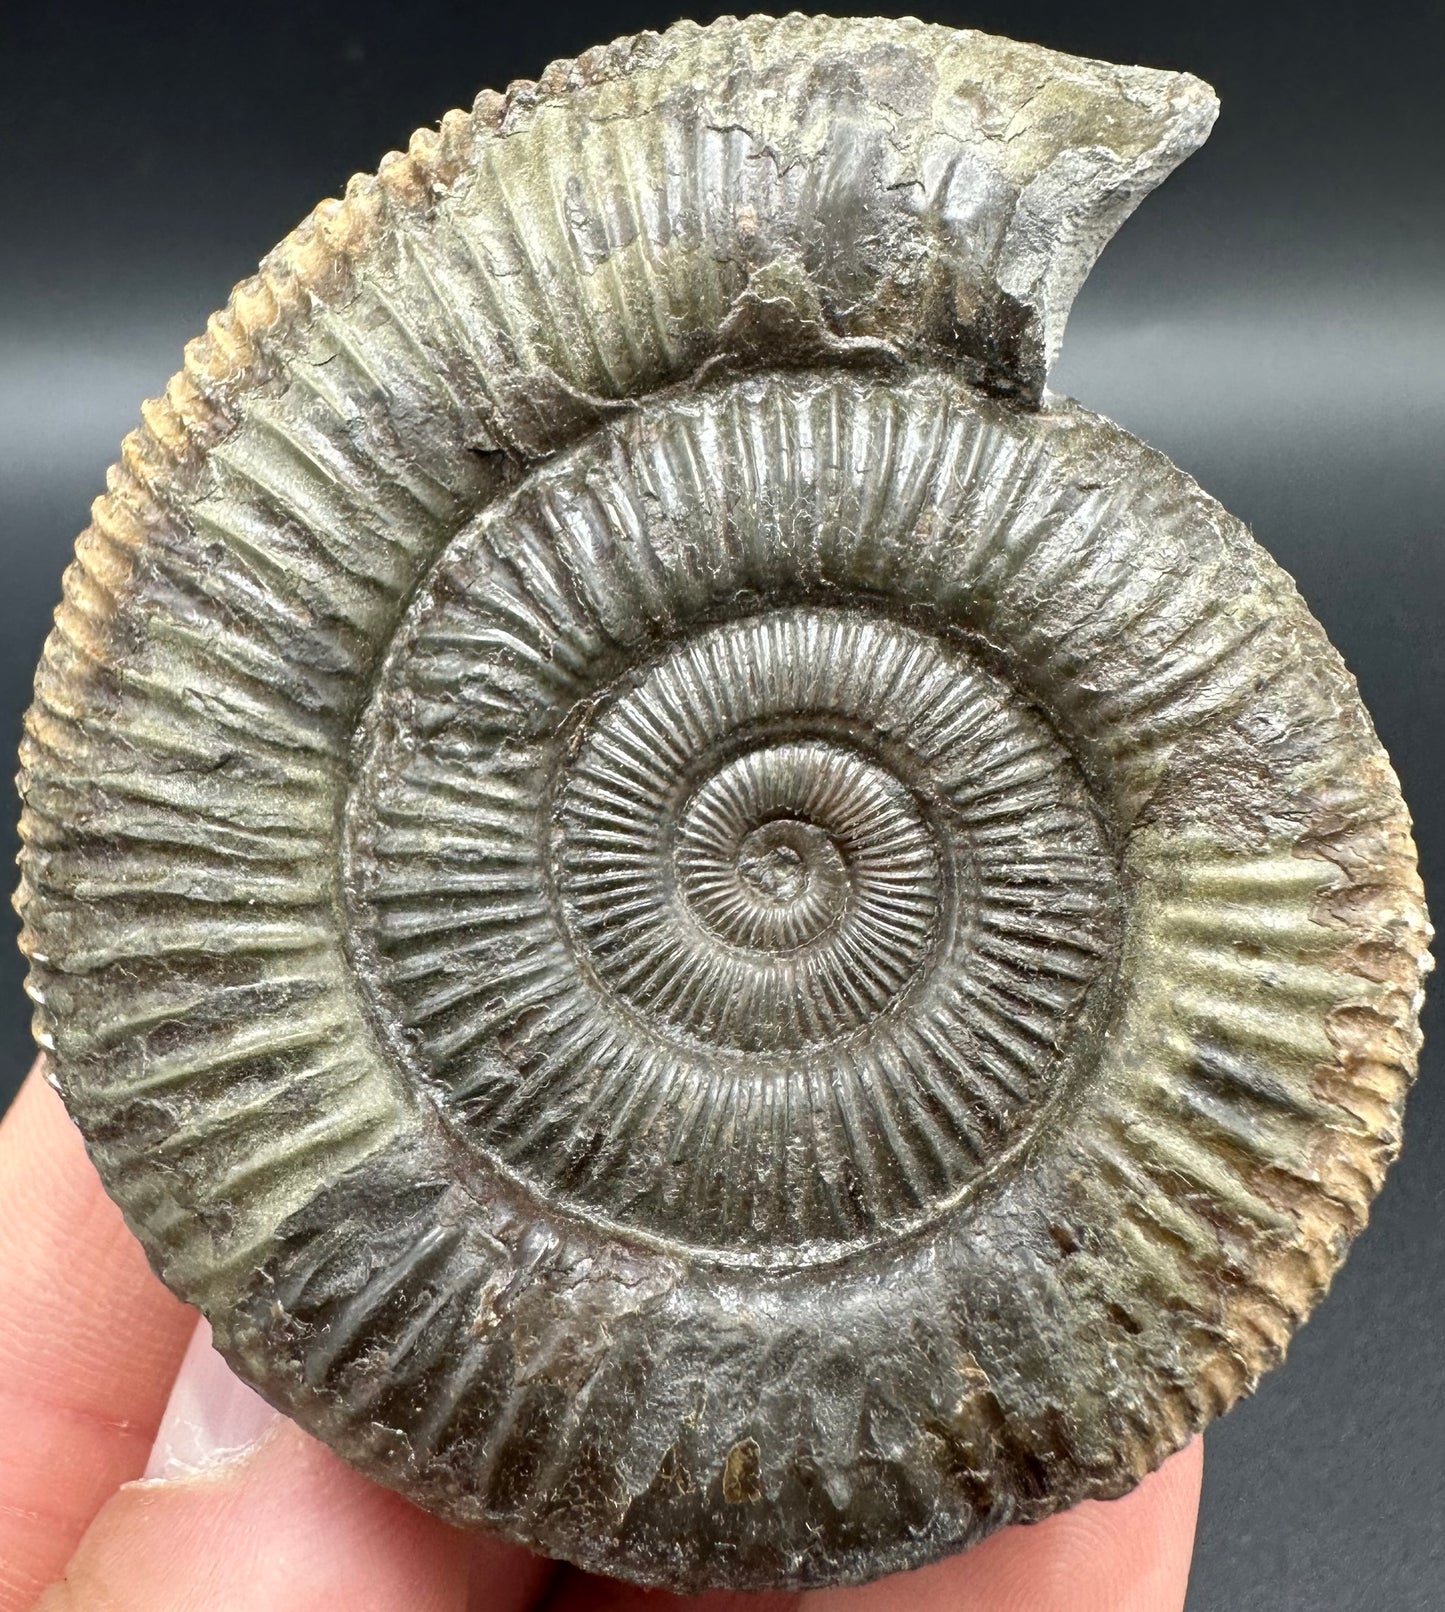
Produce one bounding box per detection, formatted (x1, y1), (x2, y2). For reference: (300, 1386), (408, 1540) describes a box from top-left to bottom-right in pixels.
(737, 823), (821, 905)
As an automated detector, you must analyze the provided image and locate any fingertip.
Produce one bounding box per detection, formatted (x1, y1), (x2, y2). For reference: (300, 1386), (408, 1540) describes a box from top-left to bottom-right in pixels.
(0, 1061), (195, 1612)
(39, 1420), (474, 1612)
(143, 1320), (279, 1481)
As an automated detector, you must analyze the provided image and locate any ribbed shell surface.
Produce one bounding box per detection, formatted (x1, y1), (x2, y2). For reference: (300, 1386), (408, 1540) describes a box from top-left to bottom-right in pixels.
(16, 13), (1430, 1591)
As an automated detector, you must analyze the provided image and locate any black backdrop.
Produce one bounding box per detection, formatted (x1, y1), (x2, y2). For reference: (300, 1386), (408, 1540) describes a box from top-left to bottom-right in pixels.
(2, 4), (1441, 1607)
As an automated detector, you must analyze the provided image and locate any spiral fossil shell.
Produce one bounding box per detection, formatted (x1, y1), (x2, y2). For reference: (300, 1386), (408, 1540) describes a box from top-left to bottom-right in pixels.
(17, 13), (1431, 1590)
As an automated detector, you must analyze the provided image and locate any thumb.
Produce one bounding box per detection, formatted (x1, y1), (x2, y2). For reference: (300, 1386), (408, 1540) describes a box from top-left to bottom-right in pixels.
(34, 1321), (487, 1612)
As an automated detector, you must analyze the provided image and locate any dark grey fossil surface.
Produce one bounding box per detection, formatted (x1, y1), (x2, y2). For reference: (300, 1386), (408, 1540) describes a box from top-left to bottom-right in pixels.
(14, 14), (1430, 1592)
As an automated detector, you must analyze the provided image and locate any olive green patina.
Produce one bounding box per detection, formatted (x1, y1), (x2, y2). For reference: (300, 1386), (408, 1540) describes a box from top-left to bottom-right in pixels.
(16, 14), (1430, 1591)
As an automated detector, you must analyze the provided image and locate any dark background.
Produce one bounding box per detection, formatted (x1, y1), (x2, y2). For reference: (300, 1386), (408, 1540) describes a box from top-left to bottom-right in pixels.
(2, 3), (1440, 1606)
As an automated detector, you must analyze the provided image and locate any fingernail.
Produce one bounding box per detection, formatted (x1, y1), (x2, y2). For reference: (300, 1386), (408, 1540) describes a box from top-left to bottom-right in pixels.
(145, 1316), (279, 1480)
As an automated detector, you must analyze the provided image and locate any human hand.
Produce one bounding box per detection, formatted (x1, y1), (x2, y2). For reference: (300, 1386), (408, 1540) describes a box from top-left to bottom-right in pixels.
(0, 1064), (1202, 1611)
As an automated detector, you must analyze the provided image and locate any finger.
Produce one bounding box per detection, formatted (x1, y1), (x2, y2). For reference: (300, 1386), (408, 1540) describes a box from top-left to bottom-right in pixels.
(39, 1318), (551, 1612)
(467, 1534), (556, 1612)
(0, 1062), (194, 1611)
(543, 1575), (799, 1612)
(804, 1438), (1204, 1612)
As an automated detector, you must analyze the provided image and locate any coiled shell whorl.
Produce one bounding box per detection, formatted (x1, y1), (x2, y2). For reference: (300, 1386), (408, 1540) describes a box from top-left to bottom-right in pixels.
(17, 14), (1430, 1591)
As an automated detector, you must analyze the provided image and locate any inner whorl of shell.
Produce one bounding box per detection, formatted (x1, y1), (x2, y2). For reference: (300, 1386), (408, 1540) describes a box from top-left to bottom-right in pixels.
(352, 526), (1119, 1256)
(15, 13), (1429, 1593)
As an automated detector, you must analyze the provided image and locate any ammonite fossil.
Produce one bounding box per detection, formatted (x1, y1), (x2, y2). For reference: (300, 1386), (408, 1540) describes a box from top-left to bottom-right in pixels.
(16, 14), (1431, 1591)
